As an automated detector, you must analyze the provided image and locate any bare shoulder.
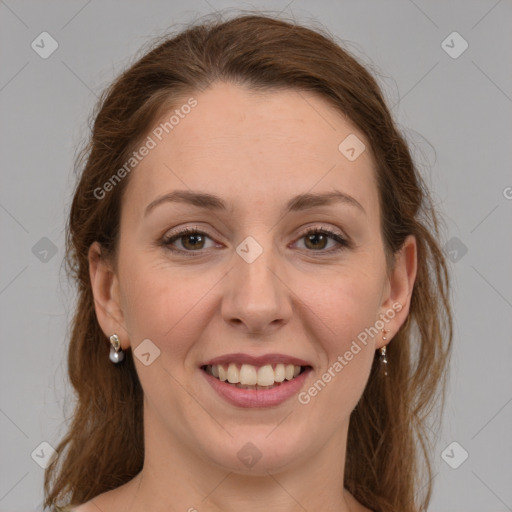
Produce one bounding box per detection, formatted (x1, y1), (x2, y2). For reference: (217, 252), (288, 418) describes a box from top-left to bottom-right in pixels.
(66, 491), (112, 512)
(69, 503), (101, 512)
(68, 494), (111, 512)
(68, 479), (138, 512)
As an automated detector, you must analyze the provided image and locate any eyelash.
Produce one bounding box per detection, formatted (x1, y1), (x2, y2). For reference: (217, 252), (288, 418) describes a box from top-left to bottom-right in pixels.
(160, 226), (350, 257)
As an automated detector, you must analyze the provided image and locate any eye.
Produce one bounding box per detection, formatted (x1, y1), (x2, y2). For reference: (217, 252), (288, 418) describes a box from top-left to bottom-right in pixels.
(161, 227), (216, 254)
(293, 227), (349, 253)
(161, 225), (350, 256)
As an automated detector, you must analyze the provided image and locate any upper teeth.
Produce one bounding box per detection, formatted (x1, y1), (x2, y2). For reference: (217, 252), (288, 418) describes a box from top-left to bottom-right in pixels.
(207, 363), (302, 386)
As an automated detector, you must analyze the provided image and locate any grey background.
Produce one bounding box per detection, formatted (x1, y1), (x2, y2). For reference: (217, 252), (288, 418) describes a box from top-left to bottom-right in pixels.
(1, 0), (511, 511)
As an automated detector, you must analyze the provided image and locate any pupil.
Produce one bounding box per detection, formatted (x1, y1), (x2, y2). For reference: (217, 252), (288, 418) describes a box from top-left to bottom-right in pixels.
(307, 233), (326, 249)
(184, 234), (203, 249)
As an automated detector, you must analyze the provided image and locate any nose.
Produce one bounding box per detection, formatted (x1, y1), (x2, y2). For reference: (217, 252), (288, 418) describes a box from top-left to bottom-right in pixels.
(221, 240), (293, 336)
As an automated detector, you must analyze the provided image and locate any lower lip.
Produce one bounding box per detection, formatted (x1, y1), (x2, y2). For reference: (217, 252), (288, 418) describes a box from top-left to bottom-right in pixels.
(202, 368), (312, 408)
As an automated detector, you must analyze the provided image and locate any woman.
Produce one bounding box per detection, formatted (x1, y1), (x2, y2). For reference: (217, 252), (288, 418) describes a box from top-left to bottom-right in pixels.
(45, 13), (453, 512)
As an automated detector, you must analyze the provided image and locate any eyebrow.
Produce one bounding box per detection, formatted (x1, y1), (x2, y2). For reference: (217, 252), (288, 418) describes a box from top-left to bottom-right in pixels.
(143, 189), (366, 218)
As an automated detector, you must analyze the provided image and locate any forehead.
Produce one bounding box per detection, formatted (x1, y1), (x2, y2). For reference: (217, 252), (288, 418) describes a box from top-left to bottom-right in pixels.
(123, 82), (379, 219)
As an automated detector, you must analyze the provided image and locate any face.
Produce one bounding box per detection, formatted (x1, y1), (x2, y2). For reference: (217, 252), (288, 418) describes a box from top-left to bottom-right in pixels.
(90, 82), (415, 476)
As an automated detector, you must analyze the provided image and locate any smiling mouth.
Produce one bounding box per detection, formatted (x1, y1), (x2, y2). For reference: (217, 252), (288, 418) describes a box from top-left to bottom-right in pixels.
(201, 363), (310, 390)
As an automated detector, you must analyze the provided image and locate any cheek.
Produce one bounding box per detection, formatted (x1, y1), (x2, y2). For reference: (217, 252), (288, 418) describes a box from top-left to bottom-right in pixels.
(293, 267), (382, 400)
(289, 279), (380, 434)
(296, 266), (383, 348)
(119, 257), (219, 361)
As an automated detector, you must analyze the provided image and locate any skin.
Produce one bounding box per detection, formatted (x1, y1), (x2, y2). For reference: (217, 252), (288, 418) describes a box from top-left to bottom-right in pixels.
(82, 82), (417, 512)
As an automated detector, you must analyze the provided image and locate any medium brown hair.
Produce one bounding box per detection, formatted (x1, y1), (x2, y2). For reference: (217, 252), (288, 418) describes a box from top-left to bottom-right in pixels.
(44, 12), (453, 512)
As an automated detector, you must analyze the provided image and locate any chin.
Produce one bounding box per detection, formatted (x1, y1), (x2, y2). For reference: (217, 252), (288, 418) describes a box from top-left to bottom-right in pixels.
(202, 426), (310, 475)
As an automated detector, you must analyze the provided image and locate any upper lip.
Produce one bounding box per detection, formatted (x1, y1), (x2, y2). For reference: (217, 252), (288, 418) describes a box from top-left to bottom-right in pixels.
(202, 353), (312, 367)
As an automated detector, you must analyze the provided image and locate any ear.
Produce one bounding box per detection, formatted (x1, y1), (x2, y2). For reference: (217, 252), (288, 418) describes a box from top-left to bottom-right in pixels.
(376, 234), (417, 349)
(88, 241), (129, 349)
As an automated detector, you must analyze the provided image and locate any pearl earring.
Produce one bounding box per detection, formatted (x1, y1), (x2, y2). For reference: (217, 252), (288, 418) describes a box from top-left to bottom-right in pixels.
(109, 334), (124, 363)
